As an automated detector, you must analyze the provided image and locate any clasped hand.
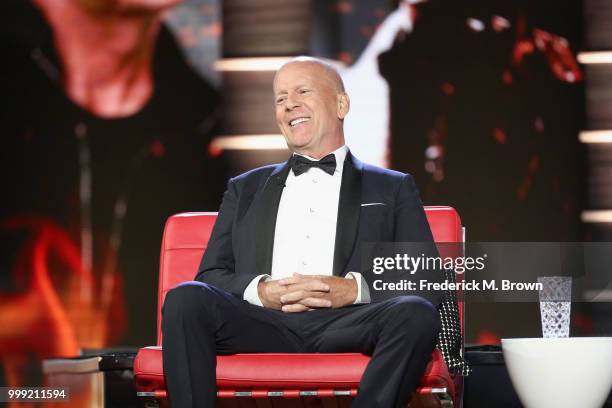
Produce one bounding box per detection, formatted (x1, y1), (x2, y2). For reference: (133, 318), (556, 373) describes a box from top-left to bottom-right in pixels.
(258, 273), (357, 312)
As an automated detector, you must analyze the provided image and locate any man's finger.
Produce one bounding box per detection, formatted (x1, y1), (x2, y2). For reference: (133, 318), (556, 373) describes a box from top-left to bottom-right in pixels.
(285, 280), (329, 293)
(281, 297), (331, 312)
(280, 290), (307, 304)
(282, 303), (310, 313)
(278, 276), (330, 292)
(281, 289), (327, 304)
(298, 297), (332, 308)
(277, 276), (303, 286)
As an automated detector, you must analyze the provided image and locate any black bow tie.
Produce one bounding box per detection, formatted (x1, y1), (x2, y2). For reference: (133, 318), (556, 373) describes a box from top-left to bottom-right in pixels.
(290, 153), (337, 176)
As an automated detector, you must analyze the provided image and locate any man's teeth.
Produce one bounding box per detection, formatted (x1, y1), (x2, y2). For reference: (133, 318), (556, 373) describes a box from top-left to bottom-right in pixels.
(290, 117), (310, 127)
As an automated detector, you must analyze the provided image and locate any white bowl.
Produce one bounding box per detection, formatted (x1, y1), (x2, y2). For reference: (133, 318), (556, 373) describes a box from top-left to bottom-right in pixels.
(502, 337), (612, 408)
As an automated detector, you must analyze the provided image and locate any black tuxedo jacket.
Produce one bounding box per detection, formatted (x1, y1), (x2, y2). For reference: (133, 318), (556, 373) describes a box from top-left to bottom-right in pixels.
(196, 152), (443, 306)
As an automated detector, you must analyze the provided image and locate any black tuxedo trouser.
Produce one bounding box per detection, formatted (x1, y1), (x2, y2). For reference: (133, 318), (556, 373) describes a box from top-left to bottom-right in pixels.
(162, 281), (440, 408)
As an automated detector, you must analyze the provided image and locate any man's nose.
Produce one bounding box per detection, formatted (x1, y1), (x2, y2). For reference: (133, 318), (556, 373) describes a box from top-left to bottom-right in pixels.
(285, 95), (300, 110)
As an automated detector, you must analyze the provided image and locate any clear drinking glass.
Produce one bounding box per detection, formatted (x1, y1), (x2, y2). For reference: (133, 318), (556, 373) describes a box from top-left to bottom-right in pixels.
(537, 276), (572, 338)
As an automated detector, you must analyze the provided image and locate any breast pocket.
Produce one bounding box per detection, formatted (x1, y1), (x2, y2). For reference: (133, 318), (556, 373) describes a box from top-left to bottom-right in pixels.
(359, 204), (392, 241)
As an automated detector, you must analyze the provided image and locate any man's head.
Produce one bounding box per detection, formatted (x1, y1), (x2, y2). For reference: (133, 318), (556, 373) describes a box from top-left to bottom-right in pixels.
(273, 57), (350, 159)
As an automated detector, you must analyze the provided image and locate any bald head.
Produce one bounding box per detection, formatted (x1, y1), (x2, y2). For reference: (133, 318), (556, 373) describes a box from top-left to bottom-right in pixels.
(274, 57), (345, 93)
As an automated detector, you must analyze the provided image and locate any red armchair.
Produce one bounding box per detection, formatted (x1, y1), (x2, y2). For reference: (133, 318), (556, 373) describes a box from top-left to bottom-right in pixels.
(134, 207), (465, 407)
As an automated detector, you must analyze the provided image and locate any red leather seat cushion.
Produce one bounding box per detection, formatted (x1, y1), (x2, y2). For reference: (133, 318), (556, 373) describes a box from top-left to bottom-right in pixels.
(134, 347), (454, 395)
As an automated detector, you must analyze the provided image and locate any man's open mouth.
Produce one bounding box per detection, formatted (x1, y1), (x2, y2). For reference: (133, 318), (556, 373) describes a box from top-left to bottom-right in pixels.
(289, 117), (311, 127)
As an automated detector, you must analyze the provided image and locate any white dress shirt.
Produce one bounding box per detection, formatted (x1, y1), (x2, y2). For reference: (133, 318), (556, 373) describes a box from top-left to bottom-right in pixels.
(243, 145), (369, 306)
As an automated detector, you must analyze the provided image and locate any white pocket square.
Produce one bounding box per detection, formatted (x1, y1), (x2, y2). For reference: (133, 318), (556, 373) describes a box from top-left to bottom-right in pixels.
(361, 202), (386, 207)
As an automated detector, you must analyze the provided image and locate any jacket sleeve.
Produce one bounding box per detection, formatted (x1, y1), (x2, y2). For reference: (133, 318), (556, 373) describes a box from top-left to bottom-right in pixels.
(194, 178), (263, 298)
(367, 174), (444, 307)
(397, 174), (444, 307)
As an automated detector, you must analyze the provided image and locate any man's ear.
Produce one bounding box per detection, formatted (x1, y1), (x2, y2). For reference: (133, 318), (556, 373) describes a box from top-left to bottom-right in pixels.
(337, 92), (350, 119)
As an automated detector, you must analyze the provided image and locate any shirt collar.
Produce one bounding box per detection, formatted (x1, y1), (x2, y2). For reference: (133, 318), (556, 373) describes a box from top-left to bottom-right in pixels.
(293, 145), (348, 175)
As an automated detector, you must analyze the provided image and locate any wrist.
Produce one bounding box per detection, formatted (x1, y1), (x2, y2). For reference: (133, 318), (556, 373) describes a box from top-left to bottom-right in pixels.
(257, 280), (267, 304)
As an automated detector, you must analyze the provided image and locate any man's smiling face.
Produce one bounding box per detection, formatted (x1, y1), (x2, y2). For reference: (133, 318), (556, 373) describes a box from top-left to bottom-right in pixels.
(273, 61), (349, 159)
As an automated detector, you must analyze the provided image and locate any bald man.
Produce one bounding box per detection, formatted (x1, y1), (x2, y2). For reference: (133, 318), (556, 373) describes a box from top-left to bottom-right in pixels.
(162, 57), (445, 408)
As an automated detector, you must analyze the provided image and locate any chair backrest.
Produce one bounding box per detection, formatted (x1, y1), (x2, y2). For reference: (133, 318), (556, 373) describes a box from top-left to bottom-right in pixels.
(156, 207), (464, 345)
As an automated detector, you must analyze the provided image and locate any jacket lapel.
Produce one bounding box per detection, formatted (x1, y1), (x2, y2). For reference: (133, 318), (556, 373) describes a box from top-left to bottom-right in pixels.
(333, 152), (363, 276)
(255, 160), (291, 276)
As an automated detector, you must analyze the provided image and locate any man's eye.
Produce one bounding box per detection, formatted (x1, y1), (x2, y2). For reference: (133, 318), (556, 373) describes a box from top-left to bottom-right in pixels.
(299, 89), (310, 94)
(276, 97), (286, 104)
